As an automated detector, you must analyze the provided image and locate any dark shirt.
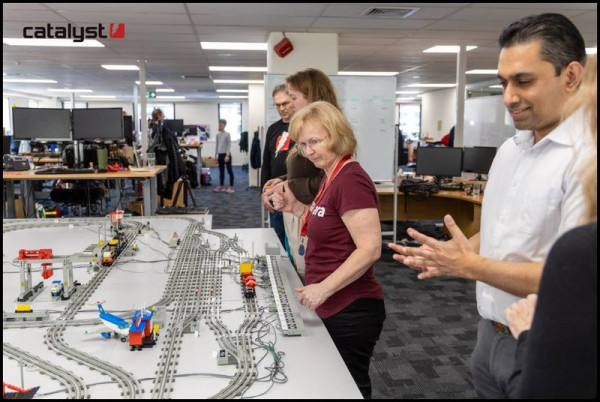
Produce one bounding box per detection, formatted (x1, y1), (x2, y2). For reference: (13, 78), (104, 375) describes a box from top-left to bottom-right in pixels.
(261, 119), (293, 188)
(279, 150), (324, 205)
(510, 222), (597, 398)
(305, 162), (383, 319)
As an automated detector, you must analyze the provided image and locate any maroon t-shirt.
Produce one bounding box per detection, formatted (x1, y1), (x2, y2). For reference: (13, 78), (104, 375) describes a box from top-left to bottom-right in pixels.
(305, 161), (384, 318)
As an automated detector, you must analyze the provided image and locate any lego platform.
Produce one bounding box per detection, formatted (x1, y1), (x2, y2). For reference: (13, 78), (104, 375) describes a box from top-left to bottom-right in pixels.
(2, 216), (361, 399)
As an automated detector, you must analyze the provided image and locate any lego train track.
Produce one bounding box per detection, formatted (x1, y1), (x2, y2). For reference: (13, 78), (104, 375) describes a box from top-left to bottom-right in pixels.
(4, 217), (291, 398)
(203, 230), (260, 399)
(40, 220), (144, 399)
(3, 342), (89, 399)
(151, 222), (203, 399)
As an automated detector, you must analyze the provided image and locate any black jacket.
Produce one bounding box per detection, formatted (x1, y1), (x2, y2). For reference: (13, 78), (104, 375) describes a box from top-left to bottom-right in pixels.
(147, 122), (185, 199)
(260, 119), (293, 188)
(250, 131), (261, 170)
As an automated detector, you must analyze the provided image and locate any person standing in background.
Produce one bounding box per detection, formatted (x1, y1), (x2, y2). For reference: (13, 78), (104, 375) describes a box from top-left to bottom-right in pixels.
(214, 118), (234, 193)
(261, 84), (295, 247)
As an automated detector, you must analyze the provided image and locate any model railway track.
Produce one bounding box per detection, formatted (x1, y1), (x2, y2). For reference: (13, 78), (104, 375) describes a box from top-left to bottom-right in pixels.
(40, 220), (144, 399)
(151, 222), (204, 399)
(202, 233), (260, 399)
(4, 217), (280, 398)
(3, 342), (88, 399)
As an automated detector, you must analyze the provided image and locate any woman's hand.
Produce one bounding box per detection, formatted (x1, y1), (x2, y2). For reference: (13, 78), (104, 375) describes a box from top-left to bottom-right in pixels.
(264, 178), (283, 189)
(261, 185), (277, 212)
(506, 294), (538, 339)
(224, 155), (230, 163)
(295, 283), (331, 311)
(271, 181), (303, 215)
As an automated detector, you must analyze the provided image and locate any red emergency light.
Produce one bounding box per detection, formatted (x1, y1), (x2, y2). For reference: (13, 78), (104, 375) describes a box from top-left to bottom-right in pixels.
(274, 37), (294, 58)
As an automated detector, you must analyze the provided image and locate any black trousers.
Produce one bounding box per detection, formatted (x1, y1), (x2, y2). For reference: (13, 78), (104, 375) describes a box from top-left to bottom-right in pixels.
(322, 298), (386, 399)
(217, 153), (234, 186)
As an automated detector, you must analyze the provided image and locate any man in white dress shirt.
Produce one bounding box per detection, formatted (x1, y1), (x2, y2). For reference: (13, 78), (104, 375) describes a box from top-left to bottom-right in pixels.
(388, 13), (590, 398)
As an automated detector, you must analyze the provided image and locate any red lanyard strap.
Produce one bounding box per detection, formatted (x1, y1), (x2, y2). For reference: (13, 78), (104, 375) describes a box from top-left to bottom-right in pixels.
(300, 155), (351, 236)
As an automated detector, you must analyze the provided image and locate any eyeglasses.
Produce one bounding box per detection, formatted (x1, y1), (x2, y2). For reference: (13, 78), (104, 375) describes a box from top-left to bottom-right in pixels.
(275, 101), (290, 109)
(296, 136), (328, 153)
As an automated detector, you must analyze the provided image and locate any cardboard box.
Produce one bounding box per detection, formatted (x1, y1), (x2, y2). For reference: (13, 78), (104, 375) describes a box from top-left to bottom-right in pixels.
(203, 156), (218, 168)
(5, 196), (25, 219)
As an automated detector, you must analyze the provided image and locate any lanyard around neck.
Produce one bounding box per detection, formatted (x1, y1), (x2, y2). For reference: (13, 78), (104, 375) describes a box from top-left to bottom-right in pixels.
(300, 155), (351, 237)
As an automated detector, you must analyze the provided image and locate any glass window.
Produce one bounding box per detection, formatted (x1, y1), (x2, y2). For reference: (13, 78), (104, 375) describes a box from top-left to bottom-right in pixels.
(398, 103), (421, 142)
(218, 102), (242, 141)
(62, 101), (88, 109)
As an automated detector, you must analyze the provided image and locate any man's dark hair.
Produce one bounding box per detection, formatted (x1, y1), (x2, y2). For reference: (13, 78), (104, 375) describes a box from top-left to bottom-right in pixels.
(499, 13), (586, 76)
(272, 84), (287, 98)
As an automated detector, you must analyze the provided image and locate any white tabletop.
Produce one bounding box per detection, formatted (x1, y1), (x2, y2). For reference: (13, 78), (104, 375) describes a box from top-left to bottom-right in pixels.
(2, 216), (361, 399)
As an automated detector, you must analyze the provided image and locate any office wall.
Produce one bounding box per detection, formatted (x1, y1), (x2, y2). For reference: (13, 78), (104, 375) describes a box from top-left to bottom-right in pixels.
(176, 100), (249, 166)
(421, 87), (457, 140)
(39, 98), (61, 108)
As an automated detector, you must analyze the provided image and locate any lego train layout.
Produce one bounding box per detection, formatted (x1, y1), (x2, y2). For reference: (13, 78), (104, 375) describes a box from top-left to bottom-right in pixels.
(2, 215), (357, 399)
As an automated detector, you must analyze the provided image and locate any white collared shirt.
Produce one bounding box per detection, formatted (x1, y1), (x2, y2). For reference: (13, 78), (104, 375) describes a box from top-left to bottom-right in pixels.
(477, 107), (592, 325)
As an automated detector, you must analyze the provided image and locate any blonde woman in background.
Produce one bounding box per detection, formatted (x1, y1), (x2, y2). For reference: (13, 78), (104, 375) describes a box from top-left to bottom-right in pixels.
(262, 68), (340, 281)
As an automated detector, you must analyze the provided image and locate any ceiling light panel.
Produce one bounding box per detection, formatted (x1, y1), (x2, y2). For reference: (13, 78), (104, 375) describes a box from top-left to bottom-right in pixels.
(47, 88), (93, 93)
(216, 89), (249, 93)
(213, 79), (264, 84)
(405, 83), (456, 88)
(466, 69), (498, 74)
(209, 66), (267, 72)
(3, 38), (104, 47)
(338, 71), (398, 76)
(423, 45), (477, 53)
(201, 42), (267, 51)
(3, 78), (57, 83)
(102, 65), (139, 70)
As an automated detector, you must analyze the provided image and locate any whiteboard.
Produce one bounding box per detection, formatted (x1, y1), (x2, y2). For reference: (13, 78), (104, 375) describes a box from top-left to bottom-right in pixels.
(265, 74), (396, 181)
(463, 95), (515, 147)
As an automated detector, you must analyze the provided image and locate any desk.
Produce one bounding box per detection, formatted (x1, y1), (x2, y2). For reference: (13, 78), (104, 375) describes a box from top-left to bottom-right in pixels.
(376, 183), (483, 238)
(3, 166), (166, 219)
(33, 157), (62, 165)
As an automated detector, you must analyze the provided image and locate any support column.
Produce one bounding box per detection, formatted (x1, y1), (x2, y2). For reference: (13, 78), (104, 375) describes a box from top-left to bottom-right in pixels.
(454, 45), (467, 147)
(138, 61), (148, 154)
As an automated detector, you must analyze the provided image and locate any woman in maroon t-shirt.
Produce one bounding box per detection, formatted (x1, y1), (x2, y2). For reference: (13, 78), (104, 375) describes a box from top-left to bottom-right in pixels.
(271, 101), (386, 399)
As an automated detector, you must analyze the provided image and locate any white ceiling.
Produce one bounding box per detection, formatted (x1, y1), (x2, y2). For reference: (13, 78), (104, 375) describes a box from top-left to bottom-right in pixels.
(2, 2), (597, 101)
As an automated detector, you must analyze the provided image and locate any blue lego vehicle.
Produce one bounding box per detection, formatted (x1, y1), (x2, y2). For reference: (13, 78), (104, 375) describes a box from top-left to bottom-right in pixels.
(49, 280), (64, 297)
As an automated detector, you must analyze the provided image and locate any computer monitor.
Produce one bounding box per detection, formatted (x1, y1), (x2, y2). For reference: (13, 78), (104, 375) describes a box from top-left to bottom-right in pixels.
(462, 147), (497, 178)
(12, 108), (72, 141)
(416, 146), (463, 178)
(123, 115), (134, 145)
(72, 108), (124, 141)
(183, 124), (197, 136)
(164, 119), (184, 135)
(3, 136), (12, 155)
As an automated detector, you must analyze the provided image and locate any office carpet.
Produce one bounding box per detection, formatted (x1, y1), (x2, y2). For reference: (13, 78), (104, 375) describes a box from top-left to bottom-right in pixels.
(118, 166), (480, 399)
